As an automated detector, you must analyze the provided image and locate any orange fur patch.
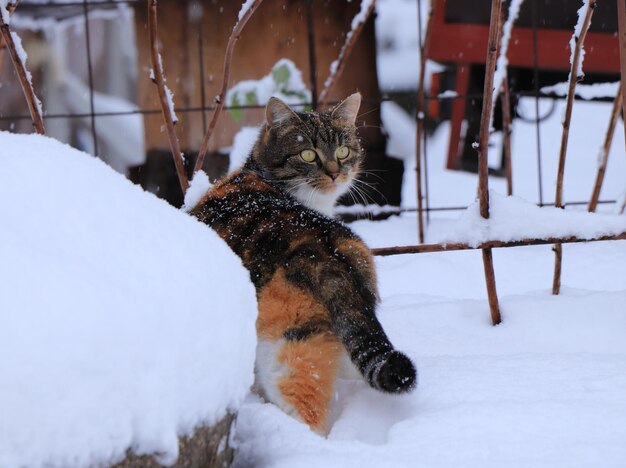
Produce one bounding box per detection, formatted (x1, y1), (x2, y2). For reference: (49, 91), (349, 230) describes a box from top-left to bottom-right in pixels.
(277, 333), (342, 433)
(257, 268), (328, 340)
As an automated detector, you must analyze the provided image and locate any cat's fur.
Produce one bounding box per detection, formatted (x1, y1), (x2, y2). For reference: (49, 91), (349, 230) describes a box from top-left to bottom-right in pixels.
(192, 94), (416, 434)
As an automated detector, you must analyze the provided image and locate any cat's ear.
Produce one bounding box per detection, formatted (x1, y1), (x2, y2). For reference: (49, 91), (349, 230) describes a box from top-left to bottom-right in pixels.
(331, 92), (361, 125)
(265, 97), (300, 128)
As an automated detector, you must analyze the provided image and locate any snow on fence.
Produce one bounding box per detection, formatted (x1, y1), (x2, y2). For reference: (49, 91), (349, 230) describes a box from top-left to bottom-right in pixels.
(1, 0), (625, 347)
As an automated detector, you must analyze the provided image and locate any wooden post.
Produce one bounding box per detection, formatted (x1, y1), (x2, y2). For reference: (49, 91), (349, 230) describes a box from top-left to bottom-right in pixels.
(476, 0), (504, 326)
(553, 0), (596, 295)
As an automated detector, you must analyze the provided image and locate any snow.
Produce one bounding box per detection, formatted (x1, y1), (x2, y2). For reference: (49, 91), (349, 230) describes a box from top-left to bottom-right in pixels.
(570, 1), (592, 79)
(182, 170), (212, 212)
(228, 126), (260, 173)
(541, 81), (620, 100)
(237, 0), (255, 21)
(434, 192), (626, 247)
(226, 59), (311, 111)
(0, 131), (257, 467)
(0, 0), (10, 24)
(492, 0), (524, 114)
(9, 31), (43, 116)
(156, 53), (178, 124)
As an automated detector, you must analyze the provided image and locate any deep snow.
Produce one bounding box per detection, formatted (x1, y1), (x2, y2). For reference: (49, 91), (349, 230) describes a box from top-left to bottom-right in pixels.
(0, 132), (257, 467)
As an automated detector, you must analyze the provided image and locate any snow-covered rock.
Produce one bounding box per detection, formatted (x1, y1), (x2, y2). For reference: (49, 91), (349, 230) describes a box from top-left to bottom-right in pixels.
(0, 131), (257, 468)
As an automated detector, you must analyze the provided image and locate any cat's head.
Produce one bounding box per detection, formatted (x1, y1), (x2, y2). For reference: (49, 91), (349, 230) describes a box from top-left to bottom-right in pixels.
(251, 93), (363, 216)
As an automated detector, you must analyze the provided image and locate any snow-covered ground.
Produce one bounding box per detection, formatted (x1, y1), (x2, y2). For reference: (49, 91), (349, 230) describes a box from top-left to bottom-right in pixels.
(232, 99), (626, 468)
(2, 0), (626, 466)
(0, 132), (257, 467)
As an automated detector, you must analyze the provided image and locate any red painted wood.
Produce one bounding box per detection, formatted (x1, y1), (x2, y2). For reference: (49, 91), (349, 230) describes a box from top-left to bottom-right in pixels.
(429, 0), (619, 73)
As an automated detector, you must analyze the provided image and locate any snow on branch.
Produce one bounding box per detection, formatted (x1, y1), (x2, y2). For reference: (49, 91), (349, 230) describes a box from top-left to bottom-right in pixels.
(0, 1), (45, 135)
(553, 0), (596, 295)
(147, 0), (189, 194)
(491, 0), (524, 124)
(193, 0), (265, 175)
(318, 0), (376, 108)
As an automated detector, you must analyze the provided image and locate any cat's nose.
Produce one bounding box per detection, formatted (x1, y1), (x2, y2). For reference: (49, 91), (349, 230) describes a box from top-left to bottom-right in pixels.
(326, 171), (340, 181)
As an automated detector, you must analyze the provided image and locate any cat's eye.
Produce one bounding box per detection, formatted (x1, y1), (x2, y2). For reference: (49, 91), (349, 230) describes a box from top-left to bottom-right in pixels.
(300, 149), (317, 163)
(335, 146), (350, 160)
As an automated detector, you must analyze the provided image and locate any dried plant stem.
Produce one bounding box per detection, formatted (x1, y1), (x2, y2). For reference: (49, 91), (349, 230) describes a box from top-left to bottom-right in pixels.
(194, 0), (265, 175)
(474, 0), (504, 325)
(553, 0), (596, 295)
(318, 0), (377, 107)
(501, 76), (513, 196)
(0, 4), (45, 135)
(148, 0), (189, 194)
(415, 0), (433, 244)
(618, 0), (626, 151)
(588, 87), (622, 212)
(371, 231), (626, 256)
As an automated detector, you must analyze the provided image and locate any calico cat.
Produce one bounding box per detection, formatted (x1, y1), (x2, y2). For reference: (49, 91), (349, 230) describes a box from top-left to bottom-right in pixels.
(192, 93), (416, 434)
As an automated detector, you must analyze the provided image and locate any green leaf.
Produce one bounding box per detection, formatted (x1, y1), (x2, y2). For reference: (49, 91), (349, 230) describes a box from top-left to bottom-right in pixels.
(229, 92), (243, 123)
(272, 63), (291, 88)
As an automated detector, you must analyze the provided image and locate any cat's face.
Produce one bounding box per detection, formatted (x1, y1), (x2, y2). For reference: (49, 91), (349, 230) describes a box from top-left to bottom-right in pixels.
(252, 93), (363, 215)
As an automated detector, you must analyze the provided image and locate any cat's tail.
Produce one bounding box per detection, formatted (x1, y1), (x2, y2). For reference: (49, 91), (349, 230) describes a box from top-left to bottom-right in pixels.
(335, 316), (417, 393)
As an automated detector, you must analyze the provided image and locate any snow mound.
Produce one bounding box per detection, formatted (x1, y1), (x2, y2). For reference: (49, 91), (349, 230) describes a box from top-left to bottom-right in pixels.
(0, 132), (257, 468)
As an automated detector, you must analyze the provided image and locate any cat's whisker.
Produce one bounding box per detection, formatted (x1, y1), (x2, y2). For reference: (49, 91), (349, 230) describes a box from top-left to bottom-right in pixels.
(353, 178), (388, 204)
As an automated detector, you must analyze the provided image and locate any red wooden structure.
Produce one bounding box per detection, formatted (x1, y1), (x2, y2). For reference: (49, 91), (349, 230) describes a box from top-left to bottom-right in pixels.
(428, 0), (621, 170)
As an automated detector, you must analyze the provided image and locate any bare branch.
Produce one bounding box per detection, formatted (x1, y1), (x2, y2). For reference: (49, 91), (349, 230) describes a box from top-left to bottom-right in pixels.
(553, 0), (596, 295)
(588, 87), (622, 213)
(0, 2), (45, 135)
(371, 231), (626, 257)
(318, 0), (377, 108)
(147, 0), (189, 194)
(415, 0), (433, 244)
(474, 0), (504, 325)
(193, 0), (265, 175)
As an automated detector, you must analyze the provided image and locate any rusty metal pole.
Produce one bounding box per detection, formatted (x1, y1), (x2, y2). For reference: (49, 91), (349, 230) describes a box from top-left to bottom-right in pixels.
(475, 0), (504, 325)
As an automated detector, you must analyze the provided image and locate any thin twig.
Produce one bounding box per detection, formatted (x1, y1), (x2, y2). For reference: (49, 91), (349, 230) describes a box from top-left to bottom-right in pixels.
(0, 1), (45, 135)
(474, 0), (504, 325)
(415, 0), (433, 244)
(588, 87), (622, 212)
(501, 76), (513, 195)
(617, 0), (626, 152)
(147, 0), (189, 193)
(317, 0), (377, 108)
(553, 0), (596, 295)
(194, 0), (265, 175)
(371, 231), (626, 256)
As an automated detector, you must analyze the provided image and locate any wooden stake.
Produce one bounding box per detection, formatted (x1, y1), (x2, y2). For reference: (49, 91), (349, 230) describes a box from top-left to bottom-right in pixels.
(148, 0), (189, 194)
(475, 0), (504, 325)
(0, 3), (45, 135)
(553, 0), (596, 295)
(588, 87), (622, 213)
(194, 0), (265, 175)
(415, 0), (433, 243)
(318, 0), (377, 108)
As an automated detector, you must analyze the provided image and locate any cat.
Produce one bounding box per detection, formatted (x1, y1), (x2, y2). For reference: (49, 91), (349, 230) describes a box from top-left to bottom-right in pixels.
(191, 93), (416, 434)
